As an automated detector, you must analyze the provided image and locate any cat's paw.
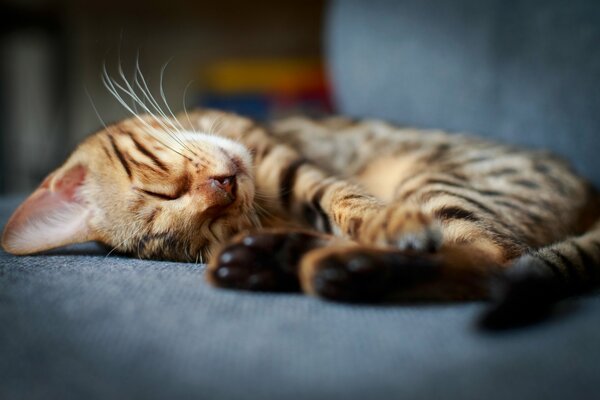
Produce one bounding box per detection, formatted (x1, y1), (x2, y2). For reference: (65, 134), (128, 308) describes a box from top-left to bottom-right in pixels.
(299, 247), (439, 302)
(207, 230), (328, 292)
(361, 206), (442, 252)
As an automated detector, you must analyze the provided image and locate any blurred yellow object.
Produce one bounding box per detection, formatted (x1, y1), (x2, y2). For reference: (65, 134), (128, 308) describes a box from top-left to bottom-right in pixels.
(201, 59), (327, 95)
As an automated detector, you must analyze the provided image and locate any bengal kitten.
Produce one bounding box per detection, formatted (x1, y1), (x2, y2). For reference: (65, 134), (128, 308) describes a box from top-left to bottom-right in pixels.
(3, 109), (599, 327)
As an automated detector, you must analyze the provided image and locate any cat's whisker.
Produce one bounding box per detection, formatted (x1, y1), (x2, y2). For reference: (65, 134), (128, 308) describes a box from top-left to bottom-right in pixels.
(181, 80), (198, 134)
(252, 201), (276, 219)
(249, 209), (263, 229)
(131, 59), (197, 155)
(205, 115), (221, 137)
(188, 139), (204, 155)
(253, 188), (280, 200)
(210, 116), (226, 137)
(85, 87), (119, 138)
(206, 117), (217, 136)
(116, 59), (152, 114)
(108, 59), (183, 150)
(158, 59), (190, 135)
(130, 50), (141, 114)
(110, 70), (176, 138)
(105, 223), (146, 259)
(133, 73), (183, 143)
(102, 66), (188, 158)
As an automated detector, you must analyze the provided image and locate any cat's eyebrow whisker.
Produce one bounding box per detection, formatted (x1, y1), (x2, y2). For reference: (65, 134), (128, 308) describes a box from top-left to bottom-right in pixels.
(89, 85), (190, 168)
(178, 84), (208, 156)
(158, 59), (189, 135)
(207, 115), (225, 137)
(109, 68), (176, 137)
(206, 117), (217, 136)
(132, 64), (182, 137)
(103, 65), (184, 152)
(131, 59), (197, 156)
(108, 59), (186, 154)
(85, 87), (119, 138)
(182, 80), (198, 134)
(130, 50), (141, 114)
(102, 68), (188, 158)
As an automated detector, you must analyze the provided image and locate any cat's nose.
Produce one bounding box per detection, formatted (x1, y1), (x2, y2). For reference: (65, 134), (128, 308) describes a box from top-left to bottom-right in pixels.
(210, 175), (237, 200)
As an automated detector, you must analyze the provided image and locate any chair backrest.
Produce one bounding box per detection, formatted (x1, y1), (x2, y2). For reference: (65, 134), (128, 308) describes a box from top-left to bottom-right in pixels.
(326, 0), (600, 186)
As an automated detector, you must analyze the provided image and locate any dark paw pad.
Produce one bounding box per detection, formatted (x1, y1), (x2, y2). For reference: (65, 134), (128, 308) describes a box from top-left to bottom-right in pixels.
(310, 251), (439, 302)
(209, 231), (326, 292)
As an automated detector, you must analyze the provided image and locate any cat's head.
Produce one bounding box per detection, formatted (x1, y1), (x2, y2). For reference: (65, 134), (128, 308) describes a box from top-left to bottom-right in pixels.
(1, 110), (260, 261)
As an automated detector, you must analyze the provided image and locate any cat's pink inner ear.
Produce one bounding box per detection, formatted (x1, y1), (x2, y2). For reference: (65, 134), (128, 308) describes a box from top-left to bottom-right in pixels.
(1, 164), (94, 255)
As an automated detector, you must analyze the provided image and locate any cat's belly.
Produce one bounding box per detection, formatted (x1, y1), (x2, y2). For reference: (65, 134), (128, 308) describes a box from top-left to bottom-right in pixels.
(354, 155), (423, 202)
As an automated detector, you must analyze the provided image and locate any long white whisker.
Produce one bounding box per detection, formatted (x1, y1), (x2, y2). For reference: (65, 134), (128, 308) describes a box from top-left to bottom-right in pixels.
(102, 65), (187, 158)
(182, 80), (197, 133)
(179, 80), (208, 155)
(112, 58), (184, 146)
(158, 60), (199, 154)
(85, 86), (117, 135)
(105, 223), (145, 259)
(104, 66), (177, 144)
(130, 50), (140, 114)
(181, 80), (206, 153)
(159, 59), (188, 133)
(207, 115), (223, 136)
(132, 59), (196, 153)
(133, 62), (178, 129)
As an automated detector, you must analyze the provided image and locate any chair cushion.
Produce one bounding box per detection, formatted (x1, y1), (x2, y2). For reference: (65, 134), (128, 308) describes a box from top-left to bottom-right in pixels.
(1, 195), (600, 399)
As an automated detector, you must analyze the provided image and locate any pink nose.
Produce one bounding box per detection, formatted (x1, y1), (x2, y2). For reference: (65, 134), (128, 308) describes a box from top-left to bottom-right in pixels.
(210, 175), (236, 199)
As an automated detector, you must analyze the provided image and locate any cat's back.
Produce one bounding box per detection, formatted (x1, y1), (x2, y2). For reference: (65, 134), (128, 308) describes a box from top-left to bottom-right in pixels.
(270, 115), (587, 186)
(270, 115), (598, 238)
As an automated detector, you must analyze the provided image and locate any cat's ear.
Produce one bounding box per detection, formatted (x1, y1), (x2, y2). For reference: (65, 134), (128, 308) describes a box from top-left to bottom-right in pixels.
(1, 164), (95, 255)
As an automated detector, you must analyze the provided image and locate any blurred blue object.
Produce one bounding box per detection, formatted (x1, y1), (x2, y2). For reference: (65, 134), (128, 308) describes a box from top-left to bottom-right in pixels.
(200, 93), (272, 120)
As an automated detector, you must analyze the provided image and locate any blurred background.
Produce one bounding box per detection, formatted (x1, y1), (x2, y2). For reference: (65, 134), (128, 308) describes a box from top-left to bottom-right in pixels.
(0, 0), (329, 194)
(2, 0), (600, 196)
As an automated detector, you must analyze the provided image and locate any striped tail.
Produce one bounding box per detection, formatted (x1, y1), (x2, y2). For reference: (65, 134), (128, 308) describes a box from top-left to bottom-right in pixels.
(480, 219), (600, 330)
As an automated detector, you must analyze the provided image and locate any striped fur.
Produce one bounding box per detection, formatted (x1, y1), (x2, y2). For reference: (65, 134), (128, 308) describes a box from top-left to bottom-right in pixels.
(3, 109), (599, 315)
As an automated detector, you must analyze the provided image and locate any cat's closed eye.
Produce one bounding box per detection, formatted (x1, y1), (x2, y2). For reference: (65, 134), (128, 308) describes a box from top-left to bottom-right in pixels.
(135, 187), (181, 201)
(133, 171), (191, 201)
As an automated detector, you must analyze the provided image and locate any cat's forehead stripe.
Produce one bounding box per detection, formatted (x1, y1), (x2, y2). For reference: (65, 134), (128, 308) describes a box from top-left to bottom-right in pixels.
(126, 131), (170, 172)
(108, 134), (132, 179)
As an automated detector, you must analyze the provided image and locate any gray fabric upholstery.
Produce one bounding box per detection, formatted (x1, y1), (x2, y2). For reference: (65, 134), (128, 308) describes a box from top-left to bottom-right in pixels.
(3, 2), (600, 398)
(2, 202), (600, 400)
(326, 0), (600, 186)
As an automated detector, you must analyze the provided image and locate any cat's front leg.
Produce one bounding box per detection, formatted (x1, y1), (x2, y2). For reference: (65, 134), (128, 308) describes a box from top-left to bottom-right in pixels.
(206, 229), (334, 292)
(357, 204), (443, 252)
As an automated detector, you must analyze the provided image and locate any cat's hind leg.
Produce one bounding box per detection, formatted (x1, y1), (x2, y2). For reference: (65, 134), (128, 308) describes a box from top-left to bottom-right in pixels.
(299, 240), (507, 302)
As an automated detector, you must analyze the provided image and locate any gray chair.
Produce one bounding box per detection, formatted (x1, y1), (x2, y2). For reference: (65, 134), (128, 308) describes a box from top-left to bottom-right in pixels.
(1, 1), (599, 399)
(328, 0), (600, 186)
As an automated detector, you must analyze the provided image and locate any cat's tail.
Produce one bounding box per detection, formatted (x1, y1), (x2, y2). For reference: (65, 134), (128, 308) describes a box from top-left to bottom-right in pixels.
(480, 217), (600, 330)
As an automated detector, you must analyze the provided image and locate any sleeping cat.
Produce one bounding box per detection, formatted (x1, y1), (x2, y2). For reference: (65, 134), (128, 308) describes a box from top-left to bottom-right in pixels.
(3, 108), (599, 327)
